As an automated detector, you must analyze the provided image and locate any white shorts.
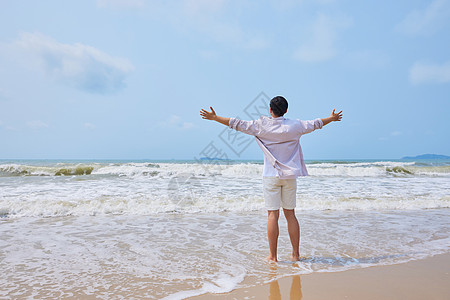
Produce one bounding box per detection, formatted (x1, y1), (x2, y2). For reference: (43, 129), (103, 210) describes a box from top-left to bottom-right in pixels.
(263, 176), (297, 210)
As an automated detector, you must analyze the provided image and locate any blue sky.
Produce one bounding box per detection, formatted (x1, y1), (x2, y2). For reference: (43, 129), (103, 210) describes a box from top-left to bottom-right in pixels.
(0, 0), (449, 160)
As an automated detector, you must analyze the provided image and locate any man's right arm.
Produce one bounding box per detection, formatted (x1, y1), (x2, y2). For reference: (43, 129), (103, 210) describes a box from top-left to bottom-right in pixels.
(200, 107), (230, 126)
(200, 106), (260, 136)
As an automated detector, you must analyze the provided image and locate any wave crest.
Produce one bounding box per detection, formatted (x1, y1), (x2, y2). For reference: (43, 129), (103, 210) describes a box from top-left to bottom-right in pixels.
(1, 161), (449, 178)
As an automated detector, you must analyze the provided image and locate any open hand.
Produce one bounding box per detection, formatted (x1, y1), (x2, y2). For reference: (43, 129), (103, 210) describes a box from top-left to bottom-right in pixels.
(330, 109), (343, 121)
(200, 107), (217, 120)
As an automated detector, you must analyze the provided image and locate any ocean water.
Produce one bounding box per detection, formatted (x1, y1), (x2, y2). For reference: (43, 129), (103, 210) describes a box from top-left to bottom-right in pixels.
(1, 159), (449, 298)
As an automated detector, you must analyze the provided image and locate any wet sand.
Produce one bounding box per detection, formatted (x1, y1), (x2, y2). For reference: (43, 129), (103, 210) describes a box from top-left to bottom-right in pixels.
(191, 252), (450, 300)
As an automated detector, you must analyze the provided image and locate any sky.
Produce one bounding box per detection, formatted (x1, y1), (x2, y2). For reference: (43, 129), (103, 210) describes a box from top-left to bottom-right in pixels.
(0, 0), (449, 160)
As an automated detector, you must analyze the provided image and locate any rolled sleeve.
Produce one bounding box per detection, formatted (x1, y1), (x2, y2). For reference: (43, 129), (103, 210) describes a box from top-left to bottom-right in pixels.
(228, 117), (260, 136)
(298, 118), (323, 135)
(315, 118), (323, 129)
(229, 117), (237, 130)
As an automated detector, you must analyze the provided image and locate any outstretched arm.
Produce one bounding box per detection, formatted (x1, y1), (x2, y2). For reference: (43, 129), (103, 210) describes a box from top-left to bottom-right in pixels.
(200, 107), (230, 126)
(321, 109), (343, 126)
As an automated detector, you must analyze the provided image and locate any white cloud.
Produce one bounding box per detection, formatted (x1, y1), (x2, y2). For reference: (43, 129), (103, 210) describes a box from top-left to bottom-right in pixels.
(167, 115), (181, 125)
(84, 122), (96, 130)
(315, 0), (336, 4)
(409, 61), (450, 84)
(158, 115), (195, 130)
(5, 126), (17, 131)
(146, 0), (269, 50)
(97, 0), (144, 9)
(199, 50), (220, 60)
(270, 0), (300, 11)
(379, 131), (402, 141)
(96, 1), (270, 50)
(271, 0), (336, 10)
(293, 13), (352, 63)
(183, 0), (226, 16)
(245, 36), (270, 50)
(181, 122), (195, 130)
(396, 0), (450, 36)
(0, 88), (10, 102)
(14, 32), (134, 94)
(26, 120), (49, 129)
(179, 0), (246, 46)
(344, 50), (390, 69)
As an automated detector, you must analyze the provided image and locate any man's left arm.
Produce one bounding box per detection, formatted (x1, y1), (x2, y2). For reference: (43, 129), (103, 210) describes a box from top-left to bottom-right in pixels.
(321, 109), (343, 126)
(298, 109), (343, 135)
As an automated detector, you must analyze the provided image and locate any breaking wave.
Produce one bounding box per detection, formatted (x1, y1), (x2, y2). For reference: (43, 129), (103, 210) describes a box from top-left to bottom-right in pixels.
(0, 160), (449, 178)
(1, 159), (449, 218)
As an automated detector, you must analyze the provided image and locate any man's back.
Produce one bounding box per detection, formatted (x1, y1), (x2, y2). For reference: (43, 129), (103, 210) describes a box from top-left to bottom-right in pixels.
(256, 116), (303, 141)
(229, 115), (324, 178)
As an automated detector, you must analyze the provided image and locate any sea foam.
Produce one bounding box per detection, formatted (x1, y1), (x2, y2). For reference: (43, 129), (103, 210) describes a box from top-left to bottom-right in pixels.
(1, 160), (449, 217)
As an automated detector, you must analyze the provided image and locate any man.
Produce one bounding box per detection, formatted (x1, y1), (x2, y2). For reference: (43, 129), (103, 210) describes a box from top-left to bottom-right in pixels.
(200, 96), (342, 262)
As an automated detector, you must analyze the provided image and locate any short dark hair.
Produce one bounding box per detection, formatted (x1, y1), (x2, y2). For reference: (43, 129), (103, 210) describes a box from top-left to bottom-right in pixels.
(270, 96), (288, 117)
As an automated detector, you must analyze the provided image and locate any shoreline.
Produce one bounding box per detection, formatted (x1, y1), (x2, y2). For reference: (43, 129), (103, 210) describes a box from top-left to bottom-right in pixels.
(190, 252), (450, 300)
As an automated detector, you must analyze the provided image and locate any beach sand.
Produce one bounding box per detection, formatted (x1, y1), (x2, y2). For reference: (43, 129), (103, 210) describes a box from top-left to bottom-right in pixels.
(191, 253), (450, 300)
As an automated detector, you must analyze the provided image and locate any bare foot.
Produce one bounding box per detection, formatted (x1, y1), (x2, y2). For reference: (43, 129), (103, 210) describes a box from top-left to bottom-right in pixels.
(266, 255), (278, 262)
(290, 255), (300, 262)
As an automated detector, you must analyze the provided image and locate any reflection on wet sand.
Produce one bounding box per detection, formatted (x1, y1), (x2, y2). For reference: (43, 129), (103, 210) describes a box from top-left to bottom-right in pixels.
(269, 275), (302, 300)
(268, 262), (302, 299)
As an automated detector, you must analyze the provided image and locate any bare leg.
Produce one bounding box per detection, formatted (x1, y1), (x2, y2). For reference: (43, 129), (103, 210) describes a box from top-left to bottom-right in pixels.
(283, 209), (300, 261)
(267, 210), (279, 262)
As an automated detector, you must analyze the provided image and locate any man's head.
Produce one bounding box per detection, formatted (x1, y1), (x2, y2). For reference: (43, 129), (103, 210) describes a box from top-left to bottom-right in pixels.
(270, 96), (288, 117)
